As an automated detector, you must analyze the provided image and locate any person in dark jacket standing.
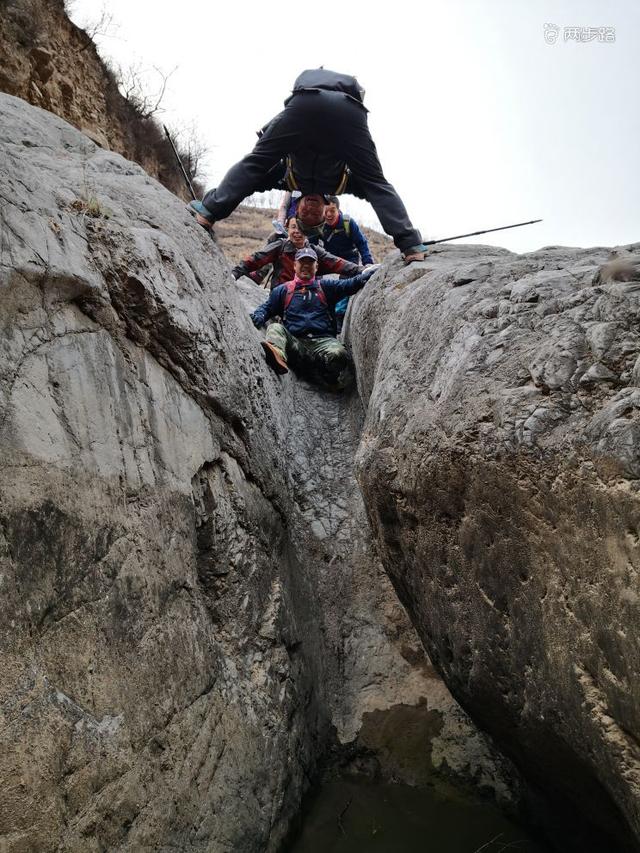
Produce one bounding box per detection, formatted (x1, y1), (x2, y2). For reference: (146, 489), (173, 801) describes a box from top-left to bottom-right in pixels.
(190, 68), (428, 262)
(233, 216), (361, 287)
(322, 196), (373, 266)
(251, 247), (378, 388)
(321, 195), (374, 330)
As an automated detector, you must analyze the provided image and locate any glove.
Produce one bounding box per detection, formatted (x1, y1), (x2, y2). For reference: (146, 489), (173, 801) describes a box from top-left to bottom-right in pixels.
(250, 312), (262, 329)
(362, 264), (381, 280)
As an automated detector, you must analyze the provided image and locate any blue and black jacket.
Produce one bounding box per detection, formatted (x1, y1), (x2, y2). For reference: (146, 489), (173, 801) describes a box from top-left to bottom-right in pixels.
(322, 213), (374, 265)
(251, 269), (376, 337)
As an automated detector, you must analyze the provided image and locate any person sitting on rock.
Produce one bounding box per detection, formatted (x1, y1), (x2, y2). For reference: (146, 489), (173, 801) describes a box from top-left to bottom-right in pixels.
(250, 247), (379, 389)
(189, 67), (428, 263)
(233, 216), (361, 288)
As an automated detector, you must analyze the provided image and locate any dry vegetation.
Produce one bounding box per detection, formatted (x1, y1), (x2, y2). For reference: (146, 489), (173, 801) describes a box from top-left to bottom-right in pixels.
(0, 0), (203, 200)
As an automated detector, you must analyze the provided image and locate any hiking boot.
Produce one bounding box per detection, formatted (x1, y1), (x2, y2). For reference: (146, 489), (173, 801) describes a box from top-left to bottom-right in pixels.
(327, 367), (353, 392)
(188, 200), (215, 230)
(403, 243), (429, 264)
(321, 357), (353, 391)
(261, 341), (288, 375)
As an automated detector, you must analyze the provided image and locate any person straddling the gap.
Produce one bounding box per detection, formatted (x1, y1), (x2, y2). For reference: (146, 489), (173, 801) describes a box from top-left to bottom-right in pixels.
(189, 68), (428, 263)
(321, 195), (375, 331)
(233, 216), (361, 288)
(250, 247), (379, 389)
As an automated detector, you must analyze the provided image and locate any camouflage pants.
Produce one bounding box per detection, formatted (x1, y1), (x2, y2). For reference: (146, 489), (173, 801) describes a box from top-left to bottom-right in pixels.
(266, 323), (353, 389)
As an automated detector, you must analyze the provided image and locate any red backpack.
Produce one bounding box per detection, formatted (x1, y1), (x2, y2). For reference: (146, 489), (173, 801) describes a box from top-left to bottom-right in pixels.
(282, 281), (328, 313)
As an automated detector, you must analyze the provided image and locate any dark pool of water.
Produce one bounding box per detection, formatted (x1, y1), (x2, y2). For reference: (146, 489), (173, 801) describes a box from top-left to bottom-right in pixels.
(286, 777), (551, 853)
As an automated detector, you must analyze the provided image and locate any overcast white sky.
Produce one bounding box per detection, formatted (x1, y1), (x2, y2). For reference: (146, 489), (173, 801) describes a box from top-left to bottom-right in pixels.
(68, 0), (639, 254)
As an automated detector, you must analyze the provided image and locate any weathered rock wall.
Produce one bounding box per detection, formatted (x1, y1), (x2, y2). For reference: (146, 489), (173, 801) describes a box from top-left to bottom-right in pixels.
(351, 242), (640, 851)
(10, 84), (640, 852)
(0, 94), (514, 852)
(0, 92), (328, 852)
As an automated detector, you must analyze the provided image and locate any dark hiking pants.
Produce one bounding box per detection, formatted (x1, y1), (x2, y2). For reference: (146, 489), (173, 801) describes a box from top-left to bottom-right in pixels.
(202, 90), (422, 253)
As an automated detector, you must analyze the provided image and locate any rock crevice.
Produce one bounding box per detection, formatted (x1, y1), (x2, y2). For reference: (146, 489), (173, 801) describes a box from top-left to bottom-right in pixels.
(5, 92), (640, 851)
(1, 94), (513, 852)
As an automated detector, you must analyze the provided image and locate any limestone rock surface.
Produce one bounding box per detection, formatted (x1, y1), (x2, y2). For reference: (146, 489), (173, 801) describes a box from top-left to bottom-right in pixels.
(0, 94), (511, 852)
(351, 240), (640, 851)
(0, 92), (322, 853)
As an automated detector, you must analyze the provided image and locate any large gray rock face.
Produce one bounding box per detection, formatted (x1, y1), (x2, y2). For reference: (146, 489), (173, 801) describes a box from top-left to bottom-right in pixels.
(0, 95), (512, 851)
(351, 242), (640, 850)
(0, 93), (325, 852)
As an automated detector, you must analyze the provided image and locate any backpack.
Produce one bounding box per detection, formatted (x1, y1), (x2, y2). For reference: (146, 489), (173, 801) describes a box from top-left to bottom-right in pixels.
(291, 69), (365, 105)
(323, 214), (352, 240)
(283, 281), (328, 312)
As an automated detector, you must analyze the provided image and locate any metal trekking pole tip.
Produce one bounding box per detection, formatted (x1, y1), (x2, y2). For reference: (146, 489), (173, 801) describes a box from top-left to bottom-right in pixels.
(163, 124), (197, 202)
(424, 219), (543, 246)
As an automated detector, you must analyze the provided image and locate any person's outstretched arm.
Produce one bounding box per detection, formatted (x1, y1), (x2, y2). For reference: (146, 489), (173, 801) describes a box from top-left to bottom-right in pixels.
(233, 241), (282, 280)
(350, 219), (374, 265)
(320, 266), (380, 303)
(315, 245), (362, 278)
(250, 285), (285, 327)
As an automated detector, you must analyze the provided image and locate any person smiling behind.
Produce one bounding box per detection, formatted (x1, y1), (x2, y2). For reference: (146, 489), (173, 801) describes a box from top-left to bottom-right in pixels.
(321, 195), (375, 330)
(322, 196), (373, 266)
(233, 216), (361, 288)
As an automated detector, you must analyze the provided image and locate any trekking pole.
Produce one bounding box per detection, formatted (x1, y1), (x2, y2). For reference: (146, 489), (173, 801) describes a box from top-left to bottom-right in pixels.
(424, 219), (542, 246)
(164, 125), (217, 244)
(163, 124), (197, 201)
